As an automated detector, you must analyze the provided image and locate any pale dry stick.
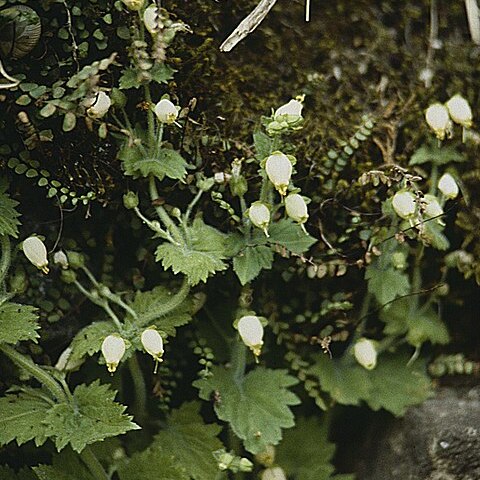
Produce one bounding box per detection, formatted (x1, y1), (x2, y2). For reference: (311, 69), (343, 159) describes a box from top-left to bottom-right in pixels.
(465, 0), (480, 44)
(220, 0), (279, 52)
(0, 59), (20, 89)
(306, 0), (311, 21)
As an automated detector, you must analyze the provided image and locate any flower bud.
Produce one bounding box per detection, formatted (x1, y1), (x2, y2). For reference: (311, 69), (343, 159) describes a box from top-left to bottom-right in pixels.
(237, 315), (264, 357)
(248, 202), (270, 237)
(446, 94), (472, 128)
(423, 194), (443, 218)
(265, 153), (292, 196)
(22, 236), (49, 274)
(121, 0), (145, 11)
(438, 173), (459, 199)
(101, 335), (126, 373)
(274, 99), (303, 123)
(425, 103), (451, 140)
(123, 191), (139, 210)
(261, 467), (287, 480)
(141, 328), (164, 363)
(284, 193), (308, 223)
(53, 251), (69, 269)
(392, 191), (416, 219)
(86, 91), (111, 119)
(55, 347), (83, 372)
(143, 4), (162, 34)
(154, 98), (178, 124)
(353, 338), (377, 370)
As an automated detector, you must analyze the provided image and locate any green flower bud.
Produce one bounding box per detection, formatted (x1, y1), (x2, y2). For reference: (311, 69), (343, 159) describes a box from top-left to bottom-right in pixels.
(123, 191), (139, 210)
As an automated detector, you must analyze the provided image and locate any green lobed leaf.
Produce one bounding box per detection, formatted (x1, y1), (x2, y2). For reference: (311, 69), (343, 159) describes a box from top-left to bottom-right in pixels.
(150, 63), (176, 85)
(0, 180), (21, 237)
(268, 219), (317, 255)
(117, 443), (189, 480)
(33, 448), (95, 480)
(195, 365), (300, 454)
(44, 381), (139, 453)
(154, 401), (224, 480)
(253, 131), (272, 160)
(126, 286), (193, 334)
(365, 262), (410, 307)
(409, 143), (465, 166)
(0, 303), (39, 345)
(233, 245), (274, 285)
(156, 218), (229, 286)
(276, 417), (336, 480)
(67, 321), (116, 365)
(422, 221), (450, 251)
(308, 352), (433, 416)
(0, 388), (51, 448)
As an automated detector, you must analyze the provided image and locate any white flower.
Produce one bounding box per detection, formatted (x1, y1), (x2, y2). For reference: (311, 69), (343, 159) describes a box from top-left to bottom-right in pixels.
(425, 103), (451, 140)
(143, 4), (161, 35)
(121, 0), (145, 11)
(101, 335), (126, 373)
(141, 328), (164, 363)
(353, 338), (377, 370)
(265, 153), (293, 196)
(22, 236), (49, 274)
(285, 193), (308, 223)
(446, 94), (472, 128)
(154, 98), (178, 124)
(237, 315), (264, 357)
(423, 194), (443, 218)
(392, 191), (416, 219)
(261, 467), (287, 480)
(55, 347), (83, 372)
(86, 91), (111, 119)
(274, 99), (303, 122)
(53, 251), (69, 269)
(248, 202), (270, 237)
(438, 173), (459, 199)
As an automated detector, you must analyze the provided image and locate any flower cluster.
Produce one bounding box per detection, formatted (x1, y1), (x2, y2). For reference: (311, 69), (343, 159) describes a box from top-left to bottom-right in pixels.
(425, 94), (473, 140)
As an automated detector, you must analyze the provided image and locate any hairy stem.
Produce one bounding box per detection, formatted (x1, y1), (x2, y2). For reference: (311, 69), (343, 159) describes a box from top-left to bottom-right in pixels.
(80, 446), (109, 480)
(0, 234), (11, 289)
(0, 344), (66, 401)
(128, 353), (147, 424)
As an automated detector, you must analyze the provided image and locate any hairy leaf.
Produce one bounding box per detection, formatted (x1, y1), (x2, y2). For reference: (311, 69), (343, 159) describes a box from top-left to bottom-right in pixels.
(44, 381), (139, 453)
(0, 180), (21, 237)
(409, 143), (465, 165)
(276, 417), (336, 480)
(156, 218), (229, 285)
(253, 131), (272, 160)
(0, 388), (50, 447)
(0, 303), (39, 345)
(0, 466), (36, 480)
(365, 264), (410, 307)
(154, 401), (223, 480)
(233, 245), (274, 285)
(195, 366), (300, 454)
(33, 448), (95, 480)
(268, 219), (317, 255)
(117, 443), (189, 480)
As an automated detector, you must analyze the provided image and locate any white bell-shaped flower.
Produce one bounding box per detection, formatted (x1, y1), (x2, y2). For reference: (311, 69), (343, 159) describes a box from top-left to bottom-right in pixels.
(274, 99), (303, 122)
(248, 202), (270, 237)
(55, 347), (84, 372)
(446, 94), (472, 128)
(87, 91), (111, 119)
(141, 328), (164, 363)
(53, 250), (69, 269)
(261, 467), (287, 480)
(237, 315), (264, 357)
(22, 236), (49, 274)
(101, 335), (126, 373)
(392, 191), (416, 219)
(425, 103), (451, 140)
(121, 0), (145, 10)
(423, 194), (443, 218)
(154, 98), (178, 124)
(438, 173), (459, 199)
(285, 193), (308, 224)
(353, 338), (377, 370)
(144, 4), (161, 35)
(265, 153), (293, 196)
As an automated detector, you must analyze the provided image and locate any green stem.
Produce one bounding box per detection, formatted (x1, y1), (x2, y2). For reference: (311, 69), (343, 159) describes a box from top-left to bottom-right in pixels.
(184, 189), (204, 224)
(80, 446), (109, 480)
(133, 206), (175, 243)
(0, 344), (66, 401)
(429, 164), (439, 195)
(139, 277), (190, 325)
(231, 341), (247, 385)
(128, 353), (147, 424)
(144, 85), (155, 145)
(411, 244), (425, 309)
(148, 176), (184, 243)
(0, 235), (11, 288)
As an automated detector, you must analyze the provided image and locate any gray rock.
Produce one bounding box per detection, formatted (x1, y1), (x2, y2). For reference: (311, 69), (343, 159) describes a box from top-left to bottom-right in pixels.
(356, 387), (480, 480)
